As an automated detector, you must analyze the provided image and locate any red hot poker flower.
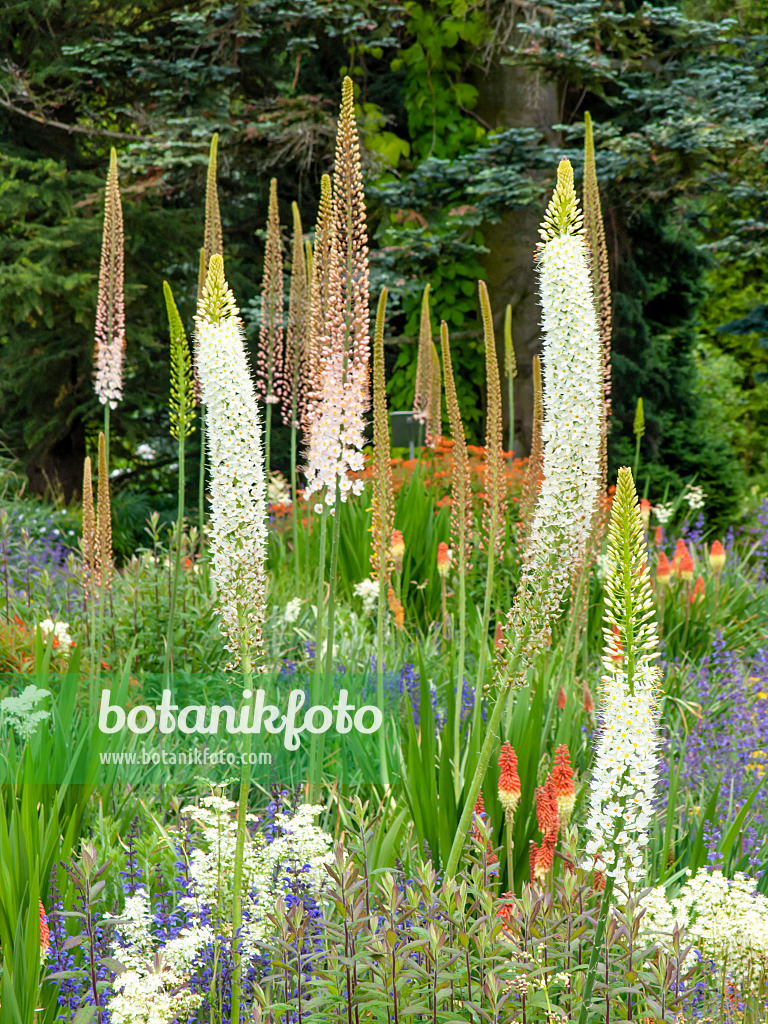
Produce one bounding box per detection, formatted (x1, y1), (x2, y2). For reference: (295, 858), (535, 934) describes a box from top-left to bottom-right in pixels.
(552, 745), (576, 828)
(709, 540), (726, 575)
(39, 900), (49, 954)
(498, 741), (521, 817)
(557, 685), (567, 710)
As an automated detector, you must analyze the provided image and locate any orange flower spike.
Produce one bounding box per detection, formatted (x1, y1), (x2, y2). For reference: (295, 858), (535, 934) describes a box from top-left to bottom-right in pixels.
(690, 575), (705, 603)
(436, 542), (450, 577)
(529, 841), (539, 884)
(474, 791), (485, 816)
(639, 497), (651, 530)
(709, 539), (726, 575)
(552, 745), (576, 828)
(498, 741), (521, 817)
(654, 525), (663, 549)
(679, 549), (694, 582)
(557, 685), (567, 711)
(390, 529), (405, 573)
(535, 780), (559, 838)
(656, 551), (671, 588)
(671, 538), (687, 575)
(582, 679), (595, 715)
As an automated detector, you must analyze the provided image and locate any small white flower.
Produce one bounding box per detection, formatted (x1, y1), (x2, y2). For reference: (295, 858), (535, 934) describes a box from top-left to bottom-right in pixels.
(652, 502), (674, 525)
(353, 577), (379, 614)
(284, 597), (301, 623)
(135, 443), (156, 461)
(683, 484), (706, 511)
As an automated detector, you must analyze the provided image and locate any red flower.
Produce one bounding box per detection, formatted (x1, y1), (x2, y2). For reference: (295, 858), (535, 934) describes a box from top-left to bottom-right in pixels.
(436, 542), (450, 577)
(690, 575), (705, 603)
(498, 742), (521, 816)
(656, 551), (671, 587)
(557, 685), (567, 710)
(679, 550), (694, 582)
(709, 540), (726, 575)
(552, 745), (576, 828)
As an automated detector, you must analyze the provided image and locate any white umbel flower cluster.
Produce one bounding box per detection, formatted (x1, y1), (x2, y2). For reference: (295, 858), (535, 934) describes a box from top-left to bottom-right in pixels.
(103, 795), (333, 1021)
(642, 870), (768, 990)
(584, 466), (660, 885)
(500, 158), (602, 678)
(194, 255), (267, 663)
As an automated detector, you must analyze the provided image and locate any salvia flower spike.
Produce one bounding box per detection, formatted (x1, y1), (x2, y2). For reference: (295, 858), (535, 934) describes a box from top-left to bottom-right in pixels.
(584, 466), (660, 884)
(93, 148), (126, 410)
(194, 254), (267, 665)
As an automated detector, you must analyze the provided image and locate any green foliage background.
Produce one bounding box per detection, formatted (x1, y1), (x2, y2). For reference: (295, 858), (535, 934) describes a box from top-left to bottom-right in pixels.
(1, 0), (767, 525)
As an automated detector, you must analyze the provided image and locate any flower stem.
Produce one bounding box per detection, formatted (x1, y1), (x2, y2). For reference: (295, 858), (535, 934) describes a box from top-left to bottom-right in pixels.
(230, 631), (255, 1024)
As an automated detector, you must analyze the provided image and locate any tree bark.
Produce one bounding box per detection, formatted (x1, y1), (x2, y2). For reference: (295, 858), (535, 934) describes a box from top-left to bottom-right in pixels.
(471, 44), (561, 455)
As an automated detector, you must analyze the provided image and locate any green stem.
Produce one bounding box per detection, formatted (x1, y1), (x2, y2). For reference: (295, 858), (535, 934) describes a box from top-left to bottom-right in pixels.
(376, 531), (390, 788)
(318, 482), (342, 785)
(445, 645), (522, 878)
(309, 502), (328, 797)
(632, 433), (641, 483)
(452, 537), (467, 788)
(265, 402), (272, 482)
(290, 421), (299, 580)
(577, 875), (615, 1024)
(103, 404), (110, 474)
(472, 517), (498, 737)
(229, 632), (255, 1024)
(164, 429), (186, 682)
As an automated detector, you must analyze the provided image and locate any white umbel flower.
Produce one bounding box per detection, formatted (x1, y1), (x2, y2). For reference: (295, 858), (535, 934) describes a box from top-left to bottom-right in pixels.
(194, 255), (267, 662)
(500, 158), (602, 679)
(584, 466), (660, 885)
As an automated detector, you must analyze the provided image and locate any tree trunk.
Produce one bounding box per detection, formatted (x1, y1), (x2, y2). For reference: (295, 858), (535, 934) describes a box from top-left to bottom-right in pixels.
(471, 47), (561, 455)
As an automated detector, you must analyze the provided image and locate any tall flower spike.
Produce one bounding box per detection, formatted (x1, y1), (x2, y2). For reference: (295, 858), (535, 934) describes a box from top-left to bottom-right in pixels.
(440, 321), (472, 571)
(303, 79), (370, 504)
(428, 341), (442, 446)
(330, 75), (370, 389)
(584, 467), (660, 885)
(306, 174), (334, 428)
(279, 203), (310, 430)
(203, 134), (223, 280)
(194, 255), (267, 663)
(479, 281), (505, 558)
(165, 282), (196, 441)
(371, 289), (394, 581)
(93, 148), (125, 410)
(81, 457), (95, 597)
(499, 158), (602, 686)
(95, 432), (113, 590)
(255, 178), (284, 412)
(583, 113), (612, 422)
(519, 355), (543, 552)
(413, 284), (432, 429)
(504, 303), (517, 455)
